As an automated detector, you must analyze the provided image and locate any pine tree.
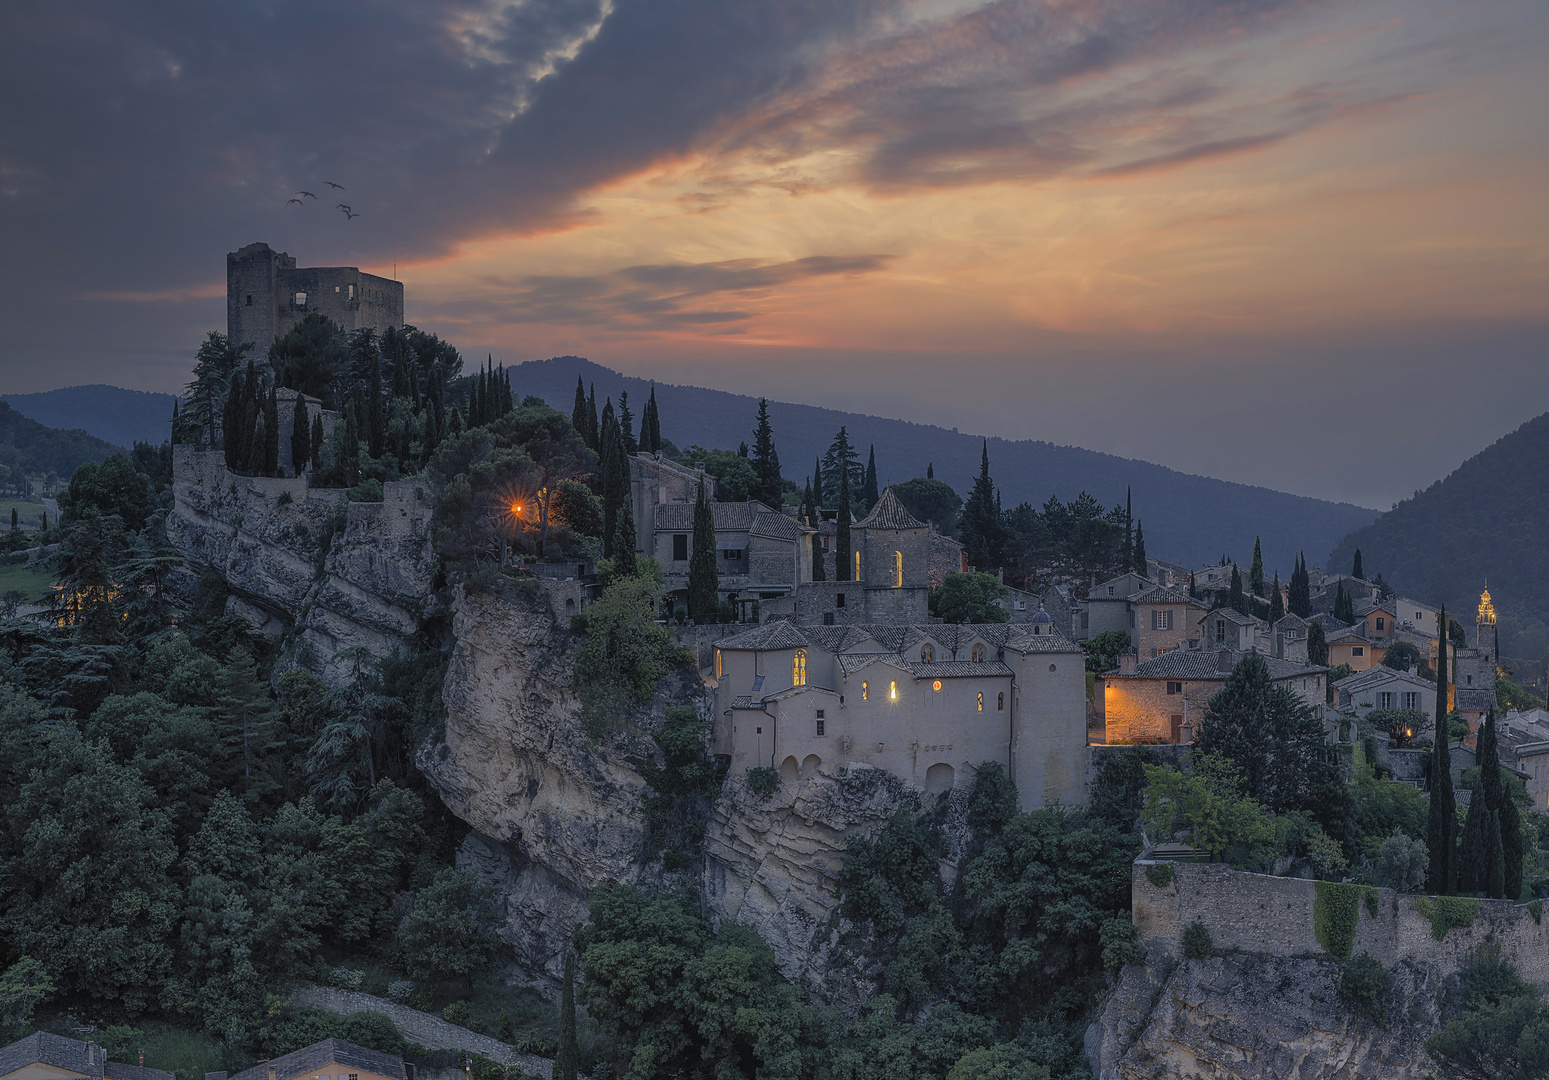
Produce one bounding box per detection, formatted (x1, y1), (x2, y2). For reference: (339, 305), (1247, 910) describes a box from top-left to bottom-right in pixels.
(291, 395), (310, 478)
(1352, 548), (1364, 580)
(619, 391), (637, 455)
(642, 386), (661, 453)
(572, 376), (588, 436)
(862, 445), (879, 510)
(263, 383), (280, 477)
(1250, 537), (1264, 600)
(750, 399), (782, 507)
(1269, 571), (1283, 624)
(738, 441), (748, 458)
(688, 477), (719, 619)
(1133, 520), (1147, 574)
(1428, 610), (1456, 894)
(835, 462), (852, 582)
(555, 953), (579, 1080)
(822, 427), (860, 514)
(310, 413), (325, 470)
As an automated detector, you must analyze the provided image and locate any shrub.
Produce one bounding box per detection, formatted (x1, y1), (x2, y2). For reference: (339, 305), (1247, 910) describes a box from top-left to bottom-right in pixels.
(1529, 899), (1543, 925)
(746, 766), (780, 796)
(1101, 915), (1145, 972)
(1339, 952), (1392, 1023)
(1412, 895), (1481, 941)
(276, 490), (293, 507)
(1314, 881), (1378, 960)
(386, 980), (415, 1004)
(1145, 863), (1174, 888)
(1182, 921), (1212, 959)
(347, 478), (384, 502)
(329, 966), (364, 990)
(1372, 830), (1428, 892)
(443, 1000), (473, 1026)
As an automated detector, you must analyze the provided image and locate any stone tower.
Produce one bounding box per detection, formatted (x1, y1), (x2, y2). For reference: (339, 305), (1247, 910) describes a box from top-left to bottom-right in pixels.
(227, 242), (404, 355)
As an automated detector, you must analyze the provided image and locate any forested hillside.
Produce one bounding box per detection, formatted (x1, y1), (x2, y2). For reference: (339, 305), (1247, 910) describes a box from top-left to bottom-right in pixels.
(1329, 411), (1549, 673)
(0, 399), (125, 479)
(2, 384), (175, 451)
(514, 357), (1376, 576)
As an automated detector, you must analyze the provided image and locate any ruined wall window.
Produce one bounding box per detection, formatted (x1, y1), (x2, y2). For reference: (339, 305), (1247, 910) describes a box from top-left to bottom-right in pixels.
(793, 649), (807, 687)
(972, 643), (985, 662)
(348, 284), (355, 300)
(921, 644), (934, 663)
(976, 692), (983, 711)
(889, 680), (897, 700)
(294, 291), (307, 307)
(861, 681), (869, 700)
(893, 550), (903, 588)
(672, 534), (688, 561)
(997, 692), (1004, 711)
(836, 593), (845, 607)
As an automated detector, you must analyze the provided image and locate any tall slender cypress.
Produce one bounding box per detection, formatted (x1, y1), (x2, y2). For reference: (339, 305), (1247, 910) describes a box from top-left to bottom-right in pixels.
(613, 495), (637, 577)
(688, 477), (719, 618)
(263, 383), (280, 477)
(812, 455), (825, 508)
(599, 402), (622, 557)
(862, 445), (879, 510)
(1428, 609), (1456, 894)
(310, 413), (325, 470)
(586, 384), (600, 450)
(290, 396), (310, 478)
(572, 376), (588, 435)
(555, 954), (579, 1080)
(1228, 566), (1244, 615)
(619, 391), (637, 455)
(1133, 520), (1146, 575)
(1250, 537), (1264, 600)
(835, 463), (852, 582)
(643, 386), (661, 453)
(1123, 487), (1133, 570)
(803, 478), (825, 581)
(1269, 571), (1283, 625)
(1352, 548), (1364, 580)
(751, 399), (782, 507)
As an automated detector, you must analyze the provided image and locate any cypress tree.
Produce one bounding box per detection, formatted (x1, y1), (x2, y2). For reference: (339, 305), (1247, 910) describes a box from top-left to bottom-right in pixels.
(586, 384), (599, 450)
(1269, 571), (1283, 624)
(688, 477), (719, 619)
(812, 455), (825, 508)
(643, 385), (661, 453)
(862, 445), (879, 510)
(310, 413), (325, 470)
(448, 407), (464, 436)
(9, 508), (15, 530)
(619, 391), (637, 455)
(1250, 537), (1264, 600)
(1502, 754), (1525, 900)
(555, 954), (579, 1080)
(599, 402), (622, 557)
(1352, 548), (1364, 580)
(1123, 487), (1133, 570)
(613, 495), (637, 577)
(222, 369), (242, 470)
(1133, 520), (1147, 574)
(1189, 572), (1199, 600)
(572, 376), (587, 435)
(291, 395), (310, 478)
(343, 403), (361, 485)
(1428, 609), (1456, 894)
(1228, 566), (1244, 615)
(803, 478), (825, 581)
(170, 399), (180, 445)
(368, 355), (386, 458)
(263, 383), (280, 477)
(1307, 619), (1327, 666)
(835, 463), (852, 582)
(750, 399), (782, 508)
(926, 462), (933, 479)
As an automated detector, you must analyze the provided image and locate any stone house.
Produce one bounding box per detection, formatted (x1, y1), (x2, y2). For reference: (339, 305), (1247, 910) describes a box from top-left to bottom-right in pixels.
(0, 1034), (172, 1080)
(989, 584), (1043, 622)
(1499, 709), (1549, 811)
(1096, 649), (1327, 745)
(1325, 625), (1381, 671)
(785, 490), (932, 626)
(651, 499), (808, 609)
(1267, 613), (1310, 664)
(1333, 666), (1435, 729)
(1352, 598), (1397, 646)
(1393, 596), (1442, 639)
(1084, 572), (1156, 639)
(927, 531), (967, 587)
(1198, 607), (1256, 652)
(712, 618), (1088, 809)
(1130, 585), (1207, 658)
(1041, 582), (1083, 640)
(210, 1042), (404, 1080)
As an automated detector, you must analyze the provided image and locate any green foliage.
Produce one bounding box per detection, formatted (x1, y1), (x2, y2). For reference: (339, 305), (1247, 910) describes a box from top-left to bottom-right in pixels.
(60, 452), (153, 532)
(1380, 640), (1432, 679)
(1372, 830), (1429, 892)
(676, 446), (758, 503)
(1145, 862), (1175, 888)
(555, 953), (579, 1080)
(890, 477), (962, 536)
(1364, 708), (1428, 748)
(1313, 881), (1377, 960)
(1412, 895), (1482, 940)
(929, 572), (1010, 624)
(0, 957), (53, 1039)
(1339, 953), (1392, 1023)
(967, 761), (1018, 838)
(1426, 943), (1549, 1080)
(640, 705), (726, 868)
(746, 766), (780, 795)
(574, 574), (677, 733)
(1181, 921), (1212, 959)
(395, 867), (500, 990)
(1081, 631), (1132, 674)
(1100, 915), (1145, 973)
(1529, 899), (1544, 925)
(687, 477), (718, 618)
(1141, 755), (1275, 862)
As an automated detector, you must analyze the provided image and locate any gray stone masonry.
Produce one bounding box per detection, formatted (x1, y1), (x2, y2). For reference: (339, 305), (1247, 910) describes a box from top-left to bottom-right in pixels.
(294, 986), (556, 1080)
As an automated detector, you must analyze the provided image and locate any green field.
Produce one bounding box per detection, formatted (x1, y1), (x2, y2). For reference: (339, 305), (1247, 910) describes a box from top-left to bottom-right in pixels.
(0, 496), (46, 528)
(0, 562), (54, 604)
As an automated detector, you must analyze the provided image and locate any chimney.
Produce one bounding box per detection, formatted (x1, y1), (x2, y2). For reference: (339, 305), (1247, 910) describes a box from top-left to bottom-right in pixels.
(269, 1068), (276, 1080)
(1119, 652), (1136, 675)
(1216, 649), (1233, 672)
(139, 1053), (145, 1069)
(1274, 632), (1284, 659)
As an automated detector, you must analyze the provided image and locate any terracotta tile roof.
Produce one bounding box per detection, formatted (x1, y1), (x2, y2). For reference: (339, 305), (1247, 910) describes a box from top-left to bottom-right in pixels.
(1456, 689), (1497, 712)
(903, 660), (1015, 679)
(653, 500), (774, 532)
(1107, 649), (1324, 681)
(1325, 626), (1371, 644)
(1201, 607), (1256, 626)
(1129, 585), (1206, 607)
(227, 1042), (404, 1080)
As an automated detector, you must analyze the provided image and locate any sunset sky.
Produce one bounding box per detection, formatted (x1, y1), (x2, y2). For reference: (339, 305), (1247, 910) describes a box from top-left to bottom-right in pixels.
(2, 0), (1546, 507)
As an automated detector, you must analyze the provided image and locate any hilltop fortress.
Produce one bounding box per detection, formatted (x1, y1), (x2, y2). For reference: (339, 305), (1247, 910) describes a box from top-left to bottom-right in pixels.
(227, 241), (403, 354)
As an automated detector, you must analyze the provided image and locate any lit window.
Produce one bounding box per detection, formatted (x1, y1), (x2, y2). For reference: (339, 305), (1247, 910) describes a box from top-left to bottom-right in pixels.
(972, 643), (985, 662)
(714, 649), (722, 679)
(855, 551), (861, 579)
(793, 649), (806, 687)
(893, 551), (903, 588)
(932, 680), (942, 692)
(997, 692), (1004, 711)
(861, 681), (869, 700)
(977, 692), (983, 711)
(921, 644), (934, 663)
(889, 680), (897, 700)
(294, 291), (307, 306)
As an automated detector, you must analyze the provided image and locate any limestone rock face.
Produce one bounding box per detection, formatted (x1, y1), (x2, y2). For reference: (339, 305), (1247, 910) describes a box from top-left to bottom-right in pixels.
(1086, 952), (1443, 1080)
(166, 446), (436, 683)
(704, 764), (920, 1006)
(418, 585), (652, 984)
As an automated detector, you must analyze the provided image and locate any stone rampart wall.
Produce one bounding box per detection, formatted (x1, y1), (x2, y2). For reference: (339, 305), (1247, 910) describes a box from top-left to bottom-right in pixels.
(1134, 860), (1549, 990)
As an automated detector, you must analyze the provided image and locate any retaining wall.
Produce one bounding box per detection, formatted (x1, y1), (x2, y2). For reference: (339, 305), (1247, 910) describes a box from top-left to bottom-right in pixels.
(1134, 860), (1549, 989)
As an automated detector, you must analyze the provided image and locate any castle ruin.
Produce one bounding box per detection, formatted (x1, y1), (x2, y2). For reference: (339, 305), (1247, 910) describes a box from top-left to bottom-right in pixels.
(227, 242), (404, 353)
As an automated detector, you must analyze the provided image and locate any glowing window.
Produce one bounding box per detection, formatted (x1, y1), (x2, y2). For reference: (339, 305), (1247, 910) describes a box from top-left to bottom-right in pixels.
(861, 681), (869, 700)
(932, 680), (942, 692)
(997, 692), (1004, 711)
(921, 644), (934, 663)
(972, 643), (985, 662)
(889, 680), (897, 700)
(714, 649), (722, 679)
(294, 291), (307, 307)
(976, 692), (983, 711)
(855, 551), (861, 579)
(793, 649), (807, 687)
(893, 550), (903, 588)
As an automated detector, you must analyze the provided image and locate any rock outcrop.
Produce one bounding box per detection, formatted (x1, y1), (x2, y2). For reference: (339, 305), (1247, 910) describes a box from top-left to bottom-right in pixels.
(418, 585), (653, 985)
(167, 446), (436, 683)
(1086, 952), (1444, 1080)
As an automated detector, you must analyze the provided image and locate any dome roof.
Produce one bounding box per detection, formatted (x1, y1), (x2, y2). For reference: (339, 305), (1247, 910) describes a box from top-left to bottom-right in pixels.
(1028, 608), (1053, 624)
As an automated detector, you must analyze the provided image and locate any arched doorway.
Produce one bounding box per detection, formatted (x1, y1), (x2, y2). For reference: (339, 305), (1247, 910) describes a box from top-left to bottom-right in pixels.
(925, 762), (955, 794)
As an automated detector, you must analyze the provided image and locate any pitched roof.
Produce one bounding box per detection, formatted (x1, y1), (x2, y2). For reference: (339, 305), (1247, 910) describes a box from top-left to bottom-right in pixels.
(1129, 585), (1205, 608)
(1456, 689), (1497, 712)
(749, 511), (806, 541)
(1200, 607), (1256, 626)
(904, 660), (1015, 679)
(856, 488), (926, 530)
(0, 1033), (103, 1080)
(716, 621), (812, 651)
(653, 500), (773, 532)
(1108, 649), (1324, 681)
(837, 653), (915, 677)
(227, 1042), (404, 1080)
(1324, 626), (1371, 644)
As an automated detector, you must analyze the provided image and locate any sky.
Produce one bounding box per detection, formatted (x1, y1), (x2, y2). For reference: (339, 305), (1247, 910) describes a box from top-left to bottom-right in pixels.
(1, 0), (1546, 509)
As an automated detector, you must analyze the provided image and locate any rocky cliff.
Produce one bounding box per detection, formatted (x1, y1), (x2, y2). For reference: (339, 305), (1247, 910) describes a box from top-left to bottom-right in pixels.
(1086, 952), (1444, 1080)
(166, 446), (437, 683)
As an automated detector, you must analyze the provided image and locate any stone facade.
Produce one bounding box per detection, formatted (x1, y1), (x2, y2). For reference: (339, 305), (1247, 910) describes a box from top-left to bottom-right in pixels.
(1098, 649), (1325, 744)
(228, 242), (403, 354)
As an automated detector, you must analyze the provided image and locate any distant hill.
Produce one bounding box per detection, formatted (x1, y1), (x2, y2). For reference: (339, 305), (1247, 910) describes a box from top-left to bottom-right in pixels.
(513, 356), (1377, 575)
(2, 385), (174, 450)
(1329, 412), (1549, 670)
(0, 399), (126, 479)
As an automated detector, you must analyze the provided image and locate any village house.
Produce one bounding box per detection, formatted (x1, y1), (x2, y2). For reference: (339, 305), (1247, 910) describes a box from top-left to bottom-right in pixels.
(1352, 598), (1397, 646)
(1198, 607), (1256, 653)
(208, 1041), (405, 1080)
(0, 1034), (172, 1080)
(1334, 666), (1435, 729)
(1130, 585), (1207, 658)
(1083, 572), (1155, 639)
(1499, 709), (1549, 811)
(1325, 625), (1381, 671)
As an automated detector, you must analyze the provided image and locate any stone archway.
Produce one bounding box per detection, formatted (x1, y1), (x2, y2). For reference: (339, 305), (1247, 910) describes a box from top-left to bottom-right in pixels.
(925, 762), (955, 794)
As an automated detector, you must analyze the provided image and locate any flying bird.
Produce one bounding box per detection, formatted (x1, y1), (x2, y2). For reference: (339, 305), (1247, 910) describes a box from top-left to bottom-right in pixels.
(325, 181), (345, 190)
(340, 208), (359, 220)
(295, 190), (316, 199)
(286, 198), (304, 206)
(335, 203), (351, 212)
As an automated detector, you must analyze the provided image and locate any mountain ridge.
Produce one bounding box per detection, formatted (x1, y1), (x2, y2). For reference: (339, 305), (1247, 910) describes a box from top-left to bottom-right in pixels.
(1, 384), (175, 451)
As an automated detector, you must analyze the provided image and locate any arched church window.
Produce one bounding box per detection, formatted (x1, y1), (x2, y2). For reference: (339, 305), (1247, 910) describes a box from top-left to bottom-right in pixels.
(889, 680), (898, 700)
(921, 644), (934, 663)
(997, 692), (1004, 711)
(972, 643), (985, 662)
(977, 692), (984, 711)
(893, 551), (903, 588)
(861, 681), (869, 701)
(793, 649), (807, 687)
